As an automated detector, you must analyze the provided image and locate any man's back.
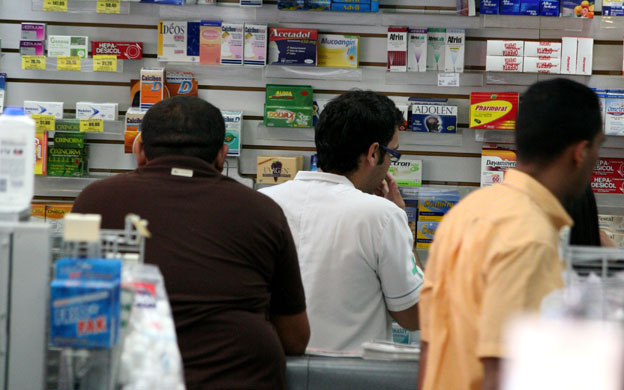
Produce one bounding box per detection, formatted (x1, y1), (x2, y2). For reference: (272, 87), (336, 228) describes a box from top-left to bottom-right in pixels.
(261, 171), (422, 352)
(73, 156), (306, 389)
(419, 170), (570, 390)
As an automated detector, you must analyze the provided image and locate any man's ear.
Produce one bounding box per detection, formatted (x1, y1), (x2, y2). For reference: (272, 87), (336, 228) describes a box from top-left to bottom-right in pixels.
(571, 140), (590, 168)
(214, 144), (229, 173)
(366, 142), (380, 167)
(133, 134), (148, 167)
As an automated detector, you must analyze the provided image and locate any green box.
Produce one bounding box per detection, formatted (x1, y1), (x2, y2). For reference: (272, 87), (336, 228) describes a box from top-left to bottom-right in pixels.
(47, 155), (87, 177)
(54, 119), (81, 132)
(264, 84), (314, 128)
(53, 132), (85, 149)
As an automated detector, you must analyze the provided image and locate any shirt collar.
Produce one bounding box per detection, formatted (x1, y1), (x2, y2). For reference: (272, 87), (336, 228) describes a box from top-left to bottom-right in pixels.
(139, 155), (220, 177)
(503, 169), (573, 230)
(294, 171), (356, 188)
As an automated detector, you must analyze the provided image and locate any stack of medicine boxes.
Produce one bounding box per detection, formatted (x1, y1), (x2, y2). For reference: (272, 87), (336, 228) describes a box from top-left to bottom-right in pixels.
(20, 23), (46, 56)
(277, 0), (379, 11)
(48, 123), (89, 177)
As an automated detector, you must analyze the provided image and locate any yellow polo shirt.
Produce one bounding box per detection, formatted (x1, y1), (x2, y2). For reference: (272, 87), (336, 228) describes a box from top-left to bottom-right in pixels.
(419, 169), (572, 390)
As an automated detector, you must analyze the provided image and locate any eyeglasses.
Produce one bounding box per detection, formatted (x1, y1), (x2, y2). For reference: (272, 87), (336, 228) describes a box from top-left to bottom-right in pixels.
(381, 145), (401, 163)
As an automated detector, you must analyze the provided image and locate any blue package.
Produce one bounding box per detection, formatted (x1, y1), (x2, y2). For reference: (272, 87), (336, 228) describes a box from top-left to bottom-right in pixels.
(500, 0), (521, 14)
(305, 0), (331, 10)
(603, 2), (624, 16)
(540, 1), (559, 15)
(410, 103), (458, 133)
(371, 0), (379, 11)
(331, 3), (371, 11)
(187, 22), (200, 57)
(310, 154), (319, 171)
(277, 0), (306, 9)
(480, 0), (499, 14)
(418, 190), (460, 220)
(55, 258), (121, 282)
(50, 279), (120, 349)
(520, 0), (539, 14)
(331, 0), (371, 3)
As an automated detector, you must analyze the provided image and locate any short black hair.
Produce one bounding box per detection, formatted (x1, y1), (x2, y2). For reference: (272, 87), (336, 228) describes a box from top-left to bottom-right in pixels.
(315, 90), (403, 174)
(141, 96), (225, 163)
(565, 184), (601, 246)
(515, 78), (602, 164)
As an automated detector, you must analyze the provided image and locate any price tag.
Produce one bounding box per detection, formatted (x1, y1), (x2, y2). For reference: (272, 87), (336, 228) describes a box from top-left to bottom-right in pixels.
(57, 56), (82, 71)
(32, 115), (56, 132)
(43, 0), (68, 12)
(80, 119), (104, 133)
(22, 55), (46, 70)
(97, 0), (121, 13)
(93, 55), (118, 72)
(437, 73), (460, 87)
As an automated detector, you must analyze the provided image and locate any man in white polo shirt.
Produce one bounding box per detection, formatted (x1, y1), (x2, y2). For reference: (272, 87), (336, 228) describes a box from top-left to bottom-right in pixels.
(260, 90), (423, 352)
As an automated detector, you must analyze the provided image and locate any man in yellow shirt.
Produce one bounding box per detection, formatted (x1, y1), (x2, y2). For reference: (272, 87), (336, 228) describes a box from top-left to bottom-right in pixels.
(418, 78), (604, 390)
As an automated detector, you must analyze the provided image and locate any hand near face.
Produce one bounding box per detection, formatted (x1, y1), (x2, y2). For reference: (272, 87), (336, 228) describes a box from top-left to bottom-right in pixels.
(374, 172), (406, 210)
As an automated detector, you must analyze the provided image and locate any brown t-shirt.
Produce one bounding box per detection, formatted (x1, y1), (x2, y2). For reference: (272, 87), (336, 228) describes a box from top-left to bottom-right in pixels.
(72, 156), (306, 390)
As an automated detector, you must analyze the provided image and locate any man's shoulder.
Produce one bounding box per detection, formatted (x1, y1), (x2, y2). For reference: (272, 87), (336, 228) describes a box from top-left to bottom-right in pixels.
(80, 172), (137, 196)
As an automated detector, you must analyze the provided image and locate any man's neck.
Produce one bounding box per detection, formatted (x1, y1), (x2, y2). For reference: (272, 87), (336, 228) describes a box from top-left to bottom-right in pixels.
(515, 162), (568, 204)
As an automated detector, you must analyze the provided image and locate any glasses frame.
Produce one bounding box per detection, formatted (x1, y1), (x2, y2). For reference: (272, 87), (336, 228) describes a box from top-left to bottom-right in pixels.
(381, 145), (401, 163)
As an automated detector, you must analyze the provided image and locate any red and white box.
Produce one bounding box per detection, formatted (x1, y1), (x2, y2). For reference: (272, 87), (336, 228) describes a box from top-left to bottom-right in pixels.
(486, 40), (524, 57)
(92, 41), (143, 60)
(592, 158), (624, 178)
(524, 57), (561, 73)
(560, 37), (578, 75)
(591, 176), (624, 194)
(486, 56), (523, 72)
(576, 37), (593, 75)
(387, 27), (408, 72)
(524, 41), (561, 58)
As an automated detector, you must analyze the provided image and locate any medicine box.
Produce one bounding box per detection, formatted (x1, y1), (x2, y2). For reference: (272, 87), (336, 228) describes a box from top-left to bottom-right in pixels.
(34, 130), (47, 176)
(469, 92), (519, 130)
(124, 108), (147, 153)
(590, 176), (624, 194)
(481, 144), (517, 187)
(598, 215), (624, 232)
(523, 57), (561, 73)
(524, 41), (561, 58)
(388, 27), (408, 72)
(560, 37), (578, 74)
(561, 0), (594, 17)
(24, 101), (64, 119)
(410, 102), (458, 133)
(480, 0), (500, 14)
(53, 132), (85, 149)
(47, 35), (89, 58)
(257, 156), (304, 184)
(444, 28), (464, 73)
(605, 95), (624, 136)
(520, 0), (539, 15)
(418, 190), (459, 221)
(221, 23), (244, 66)
(592, 158), (624, 178)
(223, 111), (243, 156)
(269, 28), (318, 66)
(416, 221), (440, 249)
(264, 84), (314, 128)
(486, 56), (523, 72)
(92, 41), (143, 60)
(426, 28), (445, 71)
(21, 23), (46, 41)
(76, 102), (119, 121)
(388, 159), (422, 187)
(31, 203), (46, 222)
(318, 34), (359, 68)
(200, 21), (222, 65)
(486, 40), (524, 57)
(140, 68), (165, 110)
(158, 21), (197, 62)
(576, 37), (593, 75)
(331, 3), (370, 11)
(500, 0), (521, 14)
(603, 1), (624, 16)
(540, 1), (560, 16)
(45, 203), (73, 233)
(244, 24), (267, 66)
(20, 40), (44, 56)
(407, 28), (427, 72)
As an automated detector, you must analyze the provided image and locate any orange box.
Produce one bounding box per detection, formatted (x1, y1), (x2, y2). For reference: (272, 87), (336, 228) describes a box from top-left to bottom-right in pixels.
(139, 67), (165, 110)
(31, 203), (46, 222)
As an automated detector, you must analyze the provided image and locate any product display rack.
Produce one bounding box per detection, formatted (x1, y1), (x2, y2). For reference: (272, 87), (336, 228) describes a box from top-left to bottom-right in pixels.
(32, 0), (132, 14)
(20, 56), (125, 73)
(264, 65), (363, 81)
(385, 71), (484, 87)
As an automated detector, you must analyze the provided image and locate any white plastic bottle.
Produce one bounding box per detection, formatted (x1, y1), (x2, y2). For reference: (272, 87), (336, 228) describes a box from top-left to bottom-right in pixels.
(0, 107), (36, 214)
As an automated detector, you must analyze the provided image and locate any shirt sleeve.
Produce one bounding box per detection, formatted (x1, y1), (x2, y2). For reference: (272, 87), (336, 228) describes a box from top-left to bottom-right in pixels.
(377, 207), (424, 312)
(269, 211), (307, 316)
(477, 241), (564, 358)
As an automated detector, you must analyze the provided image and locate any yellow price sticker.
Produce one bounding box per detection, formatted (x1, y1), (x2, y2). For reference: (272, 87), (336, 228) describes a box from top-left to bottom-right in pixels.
(80, 119), (104, 133)
(97, 0), (121, 13)
(93, 55), (118, 72)
(43, 0), (68, 12)
(32, 115), (56, 132)
(22, 56), (46, 70)
(57, 56), (82, 71)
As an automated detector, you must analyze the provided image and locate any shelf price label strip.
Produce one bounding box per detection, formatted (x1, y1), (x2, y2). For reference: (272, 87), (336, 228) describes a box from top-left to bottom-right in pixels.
(22, 56), (47, 70)
(80, 119), (104, 133)
(32, 115), (56, 132)
(97, 0), (121, 14)
(57, 56), (82, 71)
(43, 0), (68, 12)
(93, 55), (118, 72)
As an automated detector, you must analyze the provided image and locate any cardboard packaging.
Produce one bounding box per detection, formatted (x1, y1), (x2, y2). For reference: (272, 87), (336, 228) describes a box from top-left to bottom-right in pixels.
(31, 203), (46, 222)
(244, 24), (267, 66)
(124, 108), (147, 153)
(53, 132), (85, 149)
(24, 101), (64, 119)
(318, 34), (359, 68)
(501, 0), (521, 14)
(416, 221), (439, 249)
(19, 40), (44, 56)
(444, 28), (465, 73)
(521, 0), (539, 15)
(388, 159), (422, 187)
(524, 41), (562, 58)
(523, 57), (561, 73)
(257, 156), (304, 184)
(395, 103), (409, 131)
(45, 203), (74, 233)
(481, 144), (517, 187)
(540, 1), (560, 16)
(223, 111), (243, 156)
(418, 190), (459, 221)
(34, 130), (48, 176)
(426, 28), (446, 71)
(486, 40), (524, 57)
(21, 23), (46, 41)
(47, 35), (89, 58)
(264, 84), (314, 128)
(47, 149), (88, 177)
(470, 92), (519, 130)
(92, 41), (143, 60)
(221, 23), (244, 66)
(407, 28), (427, 72)
(598, 214), (624, 232)
(603, 0), (624, 16)
(139, 68), (165, 110)
(269, 28), (318, 66)
(560, 37), (578, 74)
(410, 102), (458, 133)
(592, 158), (624, 178)
(561, 0), (594, 18)
(331, 3), (370, 10)
(158, 21), (198, 62)
(481, 0), (500, 14)
(486, 56), (524, 72)
(591, 176), (624, 194)
(576, 37), (593, 75)
(76, 102), (119, 121)
(199, 21), (222, 65)
(605, 95), (624, 136)
(387, 27), (408, 72)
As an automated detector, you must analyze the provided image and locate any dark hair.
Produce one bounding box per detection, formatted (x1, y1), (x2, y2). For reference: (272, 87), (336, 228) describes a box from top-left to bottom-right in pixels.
(315, 90), (403, 174)
(141, 96), (225, 163)
(565, 184), (601, 246)
(515, 78), (602, 165)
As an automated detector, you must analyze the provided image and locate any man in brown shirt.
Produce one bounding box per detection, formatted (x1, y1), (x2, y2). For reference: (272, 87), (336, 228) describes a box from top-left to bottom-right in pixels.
(72, 96), (310, 389)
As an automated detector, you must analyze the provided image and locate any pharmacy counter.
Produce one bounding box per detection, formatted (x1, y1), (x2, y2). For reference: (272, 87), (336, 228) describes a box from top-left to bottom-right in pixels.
(286, 355), (419, 390)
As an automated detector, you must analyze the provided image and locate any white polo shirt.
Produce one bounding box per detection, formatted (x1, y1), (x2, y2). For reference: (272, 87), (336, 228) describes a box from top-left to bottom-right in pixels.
(260, 171), (424, 352)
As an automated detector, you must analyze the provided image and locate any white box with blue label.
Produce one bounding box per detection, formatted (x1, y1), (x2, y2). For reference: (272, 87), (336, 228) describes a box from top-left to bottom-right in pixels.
(409, 101), (458, 133)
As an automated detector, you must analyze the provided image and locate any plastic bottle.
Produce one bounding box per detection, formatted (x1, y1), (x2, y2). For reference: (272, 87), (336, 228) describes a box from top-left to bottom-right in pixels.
(0, 107), (35, 214)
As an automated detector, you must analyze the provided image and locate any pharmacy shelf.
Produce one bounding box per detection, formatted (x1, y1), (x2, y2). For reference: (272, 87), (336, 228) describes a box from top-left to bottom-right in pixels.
(400, 130), (463, 147)
(34, 175), (101, 198)
(256, 124), (315, 142)
(385, 71), (483, 87)
(48, 118), (124, 141)
(596, 193), (624, 215)
(156, 62), (264, 82)
(157, 3), (257, 21)
(486, 72), (537, 86)
(474, 129), (515, 144)
(21, 57), (124, 73)
(603, 135), (624, 149)
(538, 15), (586, 31)
(599, 15), (624, 30)
(381, 10), (482, 29)
(482, 14), (587, 31)
(32, 0), (130, 14)
(271, 8), (380, 26)
(264, 65), (363, 81)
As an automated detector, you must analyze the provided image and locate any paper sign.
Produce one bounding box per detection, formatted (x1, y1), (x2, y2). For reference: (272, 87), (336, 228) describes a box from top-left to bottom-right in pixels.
(32, 115), (56, 132)
(96, 0), (121, 14)
(22, 55), (47, 70)
(93, 55), (117, 72)
(44, 0), (68, 12)
(80, 119), (104, 133)
(57, 56), (81, 71)
(438, 73), (460, 87)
